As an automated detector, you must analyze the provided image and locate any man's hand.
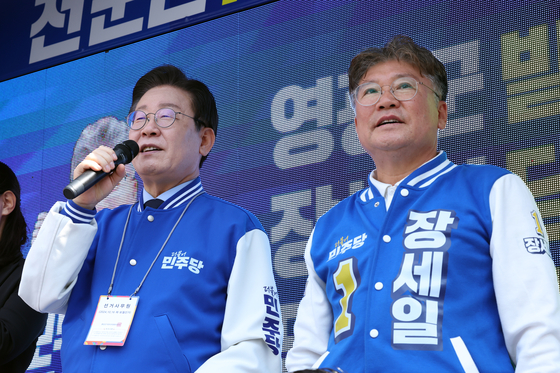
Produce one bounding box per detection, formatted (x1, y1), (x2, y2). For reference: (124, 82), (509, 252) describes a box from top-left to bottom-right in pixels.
(72, 146), (127, 210)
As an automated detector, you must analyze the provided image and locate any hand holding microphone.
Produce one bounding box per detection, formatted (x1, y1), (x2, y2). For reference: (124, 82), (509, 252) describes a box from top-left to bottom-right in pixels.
(63, 140), (139, 208)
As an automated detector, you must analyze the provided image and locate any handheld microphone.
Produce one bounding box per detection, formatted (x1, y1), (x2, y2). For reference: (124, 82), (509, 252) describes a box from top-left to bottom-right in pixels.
(63, 140), (139, 200)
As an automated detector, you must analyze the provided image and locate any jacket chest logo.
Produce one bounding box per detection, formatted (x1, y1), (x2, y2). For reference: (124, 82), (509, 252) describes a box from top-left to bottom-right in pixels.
(328, 233), (368, 261)
(161, 250), (204, 274)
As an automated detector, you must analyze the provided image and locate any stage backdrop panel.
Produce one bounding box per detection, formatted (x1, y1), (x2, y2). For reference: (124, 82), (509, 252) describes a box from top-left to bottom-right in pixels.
(0, 1), (558, 372)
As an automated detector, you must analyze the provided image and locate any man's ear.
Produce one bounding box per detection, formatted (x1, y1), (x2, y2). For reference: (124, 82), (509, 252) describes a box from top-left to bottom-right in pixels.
(1, 190), (16, 217)
(199, 127), (216, 157)
(437, 100), (448, 130)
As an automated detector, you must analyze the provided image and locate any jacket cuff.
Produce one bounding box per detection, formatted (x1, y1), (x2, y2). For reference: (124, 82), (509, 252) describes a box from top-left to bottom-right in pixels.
(60, 200), (96, 224)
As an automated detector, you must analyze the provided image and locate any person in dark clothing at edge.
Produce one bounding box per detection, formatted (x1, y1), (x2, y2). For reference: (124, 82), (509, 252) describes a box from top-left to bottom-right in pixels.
(0, 161), (47, 372)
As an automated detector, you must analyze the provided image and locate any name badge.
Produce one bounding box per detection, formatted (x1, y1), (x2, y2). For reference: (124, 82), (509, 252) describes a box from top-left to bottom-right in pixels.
(84, 295), (139, 346)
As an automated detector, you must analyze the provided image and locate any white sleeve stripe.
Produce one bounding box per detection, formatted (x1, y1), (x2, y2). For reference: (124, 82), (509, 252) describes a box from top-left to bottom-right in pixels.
(65, 202), (95, 219)
(450, 337), (480, 373)
(64, 203), (94, 223)
(311, 351), (329, 369)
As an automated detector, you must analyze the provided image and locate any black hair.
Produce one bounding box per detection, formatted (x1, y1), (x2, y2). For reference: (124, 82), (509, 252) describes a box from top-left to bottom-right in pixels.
(129, 64), (218, 168)
(0, 161), (26, 265)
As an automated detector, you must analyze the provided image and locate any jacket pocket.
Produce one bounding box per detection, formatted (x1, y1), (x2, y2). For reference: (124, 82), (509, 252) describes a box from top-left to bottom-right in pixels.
(154, 314), (192, 373)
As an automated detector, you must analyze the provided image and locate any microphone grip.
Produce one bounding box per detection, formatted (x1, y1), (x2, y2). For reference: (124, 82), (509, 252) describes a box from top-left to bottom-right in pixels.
(63, 155), (129, 200)
(62, 140), (138, 200)
(63, 169), (108, 200)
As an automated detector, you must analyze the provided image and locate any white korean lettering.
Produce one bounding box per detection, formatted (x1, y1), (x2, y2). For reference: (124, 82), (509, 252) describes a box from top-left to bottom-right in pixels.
(263, 293), (281, 355)
(271, 77), (333, 169)
(271, 77), (332, 133)
(404, 231), (447, 250)
(89, 0), (143, 46)
(161, 256), (177, 269)
(392, 297), (422, 322)
(174, 256), (190, 269)
(328, 233), (368, 262)
(433, 40), (484, 137)
(393, 253), (418, 293)
(148, 0), (206, 29)
(188, 258), (204, 274)
(29, 0), (84, 63)
(404, 211), (437, 234)
(391, 209), (458, 350)
(270, 190), (313, 243)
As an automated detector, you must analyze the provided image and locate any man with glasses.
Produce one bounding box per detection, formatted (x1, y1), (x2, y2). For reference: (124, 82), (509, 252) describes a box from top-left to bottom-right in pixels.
(286, 35), (560, 373)
(20, 65), (281, 372)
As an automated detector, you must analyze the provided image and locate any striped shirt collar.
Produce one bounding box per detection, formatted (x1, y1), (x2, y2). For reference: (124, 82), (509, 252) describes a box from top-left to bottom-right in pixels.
(361, 151), (456, 202)
(138, 177), (204, 212)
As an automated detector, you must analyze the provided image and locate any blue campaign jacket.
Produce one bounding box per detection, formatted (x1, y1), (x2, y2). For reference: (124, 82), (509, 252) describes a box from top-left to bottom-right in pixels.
(61, 181), (272, 372)
(312, 153), (515, 372)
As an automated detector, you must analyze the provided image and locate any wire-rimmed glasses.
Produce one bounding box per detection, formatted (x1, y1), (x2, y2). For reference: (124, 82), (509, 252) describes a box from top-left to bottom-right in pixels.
(351, 76), (440, 108)
(126, 108), (197, 130)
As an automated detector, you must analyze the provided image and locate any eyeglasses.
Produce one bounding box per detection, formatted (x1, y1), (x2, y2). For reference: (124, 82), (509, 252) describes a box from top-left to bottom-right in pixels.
(351, 76), (440, 108)
(126, 108), (197, 130)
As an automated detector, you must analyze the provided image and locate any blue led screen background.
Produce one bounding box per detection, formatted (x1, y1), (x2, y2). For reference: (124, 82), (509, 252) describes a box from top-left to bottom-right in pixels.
(0, 1), (558, 372)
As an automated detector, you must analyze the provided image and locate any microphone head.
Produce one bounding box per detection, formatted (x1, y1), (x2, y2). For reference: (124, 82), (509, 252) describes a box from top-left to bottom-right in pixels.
(122, 140), (139, 160)
(114, 140), (139, 164)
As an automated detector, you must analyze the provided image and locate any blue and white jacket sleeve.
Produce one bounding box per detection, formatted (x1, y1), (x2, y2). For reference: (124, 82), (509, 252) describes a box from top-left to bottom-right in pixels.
(285, 229), (333, 372)
(195, 228), (283, 373)
(490, 173), (560, 372)
(19, 200), (98, 314)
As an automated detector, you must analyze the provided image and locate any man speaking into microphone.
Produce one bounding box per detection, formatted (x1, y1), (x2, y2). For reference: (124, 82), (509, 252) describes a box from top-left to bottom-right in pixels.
(19, 65), (281, 373)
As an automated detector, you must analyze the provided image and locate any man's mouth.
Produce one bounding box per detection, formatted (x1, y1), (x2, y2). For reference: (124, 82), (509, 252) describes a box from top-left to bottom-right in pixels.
(142, 146), (162, 153)
(378, 119), (401, 127)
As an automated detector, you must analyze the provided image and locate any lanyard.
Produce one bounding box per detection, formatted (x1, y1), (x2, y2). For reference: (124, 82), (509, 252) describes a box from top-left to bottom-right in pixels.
(106, 192), (204, 298)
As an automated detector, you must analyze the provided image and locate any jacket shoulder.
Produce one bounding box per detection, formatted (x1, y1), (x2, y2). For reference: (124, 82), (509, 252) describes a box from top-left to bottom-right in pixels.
(200, 193), (265, 231)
